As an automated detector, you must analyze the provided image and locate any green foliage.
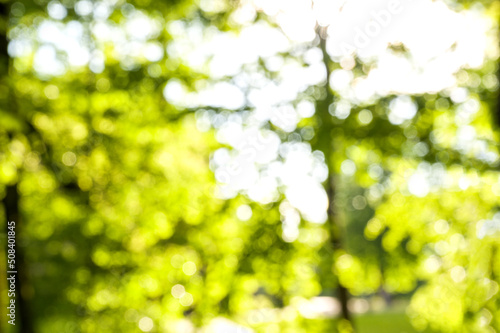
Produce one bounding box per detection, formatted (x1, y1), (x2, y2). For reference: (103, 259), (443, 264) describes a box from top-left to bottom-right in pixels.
(1, 0), (500, 332)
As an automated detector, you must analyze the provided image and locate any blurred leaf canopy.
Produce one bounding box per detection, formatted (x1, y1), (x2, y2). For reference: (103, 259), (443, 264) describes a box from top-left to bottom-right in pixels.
(1, 0), (500, 332)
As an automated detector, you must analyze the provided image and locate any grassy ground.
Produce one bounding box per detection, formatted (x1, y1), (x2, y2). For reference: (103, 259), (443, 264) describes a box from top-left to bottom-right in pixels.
(356, 311), (433, 333)
(251, 310), (435, 332)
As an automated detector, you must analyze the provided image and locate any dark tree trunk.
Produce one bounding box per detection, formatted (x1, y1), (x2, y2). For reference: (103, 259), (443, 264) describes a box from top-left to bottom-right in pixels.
(0, 2), (35, 332)
(314, 26), (354, 328)
(3, 185), (35, 333)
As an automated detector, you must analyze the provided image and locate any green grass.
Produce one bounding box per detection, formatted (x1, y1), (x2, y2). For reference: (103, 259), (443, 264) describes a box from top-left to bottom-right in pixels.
(255, 310), (436, 332)
(356, 311), (433, 333)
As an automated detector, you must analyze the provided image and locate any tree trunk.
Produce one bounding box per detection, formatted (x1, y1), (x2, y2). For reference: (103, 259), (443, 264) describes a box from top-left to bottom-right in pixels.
(0, 2), (35, 332)
(3, 185), (35, 333)
(314, 26), (354, 329)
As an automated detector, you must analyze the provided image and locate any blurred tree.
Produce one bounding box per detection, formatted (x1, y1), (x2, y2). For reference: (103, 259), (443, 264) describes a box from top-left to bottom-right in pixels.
(191, 1), (500, 332)
(1, 0), (500, 333)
